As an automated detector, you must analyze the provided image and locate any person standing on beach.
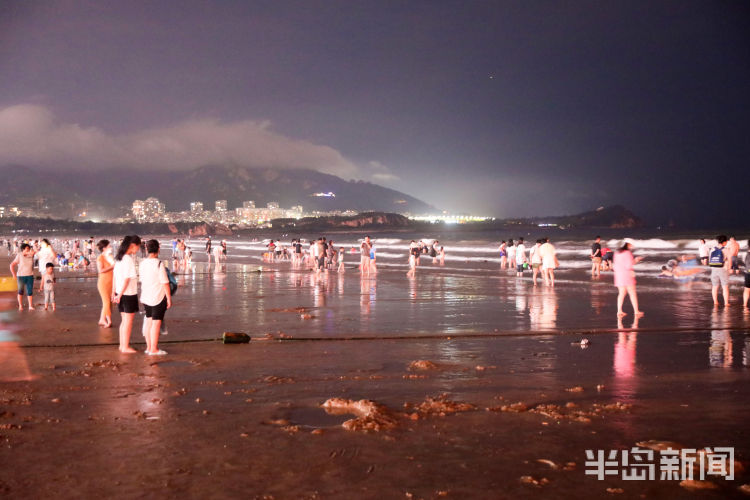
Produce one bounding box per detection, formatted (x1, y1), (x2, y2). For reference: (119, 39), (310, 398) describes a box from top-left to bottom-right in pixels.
(96, 240), (115, 328)
(698, 238), (709, 266)
(709, 235), (731, 307)
(743, 240), (750, 308)
(728, 236), (740, 275)
(613, 241), (644, 318)
(499, 241), (507, 269)
(360, 236), (372, 277)
(591, 236), (602, 277)
(113, 235), (141, 353)
(529, 240), (542, 285)
(515, 238), (526, 277)
(39, 263), (56, 311)
(205, 236), (212, 265)
(540, 237), (557, 286)
(10, 243), (36, 311)
(507, 240), (516, 272)
(139, 240), (171, 356)
(37, 239), (56, 277)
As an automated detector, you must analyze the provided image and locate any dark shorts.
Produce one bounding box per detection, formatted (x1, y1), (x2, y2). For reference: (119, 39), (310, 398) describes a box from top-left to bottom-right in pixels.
(317, 256), (325, 269)
(745, 273), (750, 289)
(144, 297), (168, 321)
(516, 264), (524, 273)
(117, 294), (139, 314)
(731, 256), (740, 270)
(17, 275), (34, 296)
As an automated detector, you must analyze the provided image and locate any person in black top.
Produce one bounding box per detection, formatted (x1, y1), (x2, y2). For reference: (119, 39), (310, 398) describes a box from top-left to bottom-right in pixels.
(591, 236), (602, 278)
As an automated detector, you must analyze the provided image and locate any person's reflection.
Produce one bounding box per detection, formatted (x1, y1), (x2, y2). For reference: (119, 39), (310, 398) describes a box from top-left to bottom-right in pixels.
(709, 308), (733, 368)
(360, 276), (371, 316)
(614, 315), (639, 382)
(540, 287), (558, 330)
(590, 283), (607, 316)
(514, 279), (527, 314)
(614, 331), (637, 379)
(408, 275), (417, 304)
(0, 285), (35, 381)
(743, 337), (750, 367)
(313, 274), (328, 309)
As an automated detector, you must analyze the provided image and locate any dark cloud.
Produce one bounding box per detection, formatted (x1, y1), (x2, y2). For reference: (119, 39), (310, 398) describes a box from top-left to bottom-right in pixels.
(1, 0), (749, 226)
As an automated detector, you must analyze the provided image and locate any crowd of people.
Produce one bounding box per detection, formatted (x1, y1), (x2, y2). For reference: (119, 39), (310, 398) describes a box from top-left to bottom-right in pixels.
(5, 232), (750, 346)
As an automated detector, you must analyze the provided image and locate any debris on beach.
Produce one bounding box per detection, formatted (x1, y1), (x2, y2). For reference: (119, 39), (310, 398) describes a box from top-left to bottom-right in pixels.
(407, 394), (476, 417)
(262, 375), (295, 384)
(605, 487), (624, 494)
(222, 332), (250, 344)
(321, 398), (397, 432)
(536, 459), (558, 470)
(565, 386), (584, 393)
(489, 402), (528, 413)
(679, 479), (718, 491)
(635, 440), (684, 451)
(738, 484), (750, 495)
(519, 475), (549, 487)
(267, 307), (309, 314)
(408, 360), (438, 371)
(300, 313), (315, 320)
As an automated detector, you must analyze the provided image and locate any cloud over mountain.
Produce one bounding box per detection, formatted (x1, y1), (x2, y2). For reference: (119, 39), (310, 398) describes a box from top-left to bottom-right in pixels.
(0, 104), (361, 177)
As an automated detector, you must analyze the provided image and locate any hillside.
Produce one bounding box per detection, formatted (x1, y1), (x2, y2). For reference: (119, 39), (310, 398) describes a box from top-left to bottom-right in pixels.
(0, 164), (435, 216)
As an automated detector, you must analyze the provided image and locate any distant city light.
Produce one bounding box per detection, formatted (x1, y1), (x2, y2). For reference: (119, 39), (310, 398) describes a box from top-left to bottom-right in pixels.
(312, 192), (336, 198)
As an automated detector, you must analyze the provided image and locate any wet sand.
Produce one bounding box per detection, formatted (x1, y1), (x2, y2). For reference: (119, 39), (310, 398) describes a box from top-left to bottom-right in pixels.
(3, 254), (750, 498)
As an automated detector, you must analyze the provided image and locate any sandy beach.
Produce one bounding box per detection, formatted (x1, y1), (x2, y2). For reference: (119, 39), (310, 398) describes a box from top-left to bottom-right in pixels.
(3, 249), (750, 498)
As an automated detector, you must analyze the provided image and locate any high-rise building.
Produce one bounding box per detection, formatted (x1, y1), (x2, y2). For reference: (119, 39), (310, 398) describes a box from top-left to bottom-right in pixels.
(267, 201), (279, 209)
(215, 200), (228, 212)
(243, 201), (255, 209)
(132, 200), (145, 221)
(132, 197), (164, 222)
(190, 201), (204, 212)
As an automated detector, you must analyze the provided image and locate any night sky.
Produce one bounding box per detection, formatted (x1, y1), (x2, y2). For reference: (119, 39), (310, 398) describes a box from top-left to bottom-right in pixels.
(1, 1), (748, 227)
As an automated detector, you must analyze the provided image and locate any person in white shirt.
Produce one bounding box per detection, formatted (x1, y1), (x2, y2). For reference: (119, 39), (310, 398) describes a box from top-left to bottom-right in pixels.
(139, 240), (172, 356)
(529, 240), (543, 285)
(10, 243), (36, 310)
(698, 238), (709, 266)
(539, 237), (557, 286)
(515, 238), (527, 277)
(113, 235), (141, 353)
(37, 238), (57, 275)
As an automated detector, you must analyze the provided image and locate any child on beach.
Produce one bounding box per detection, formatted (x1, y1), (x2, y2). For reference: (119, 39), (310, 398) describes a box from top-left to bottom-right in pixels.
(40, 262), (56, 311)
(338, 247), (345, 272)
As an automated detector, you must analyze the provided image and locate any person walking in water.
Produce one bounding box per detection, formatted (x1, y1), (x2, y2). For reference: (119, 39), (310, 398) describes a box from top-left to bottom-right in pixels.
(709, 234), (731, 307)
(613, 241), (644, 318)
(591, 236), (602, 277)
(113, 235), (141, 353)
(360, 236), (372, 277)
(540, 237), (557, 286)
(96, 239), (115, 327)
(139, 240), (172, 356)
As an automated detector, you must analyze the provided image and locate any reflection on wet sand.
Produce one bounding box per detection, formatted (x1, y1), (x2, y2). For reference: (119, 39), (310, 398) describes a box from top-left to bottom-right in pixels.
(710, 308), (733, 368)
(529, 287), (558, 330)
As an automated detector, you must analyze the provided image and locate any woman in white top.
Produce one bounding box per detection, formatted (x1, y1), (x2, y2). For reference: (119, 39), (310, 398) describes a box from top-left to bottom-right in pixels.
(37, 238), (57, 275)
(139, 240), (172, 356)
(113, 235), (141, 353)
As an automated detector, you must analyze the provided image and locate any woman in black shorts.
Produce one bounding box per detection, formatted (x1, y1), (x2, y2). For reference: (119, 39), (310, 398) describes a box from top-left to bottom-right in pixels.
(139, 239), (172, 355)
(113, 235), (141, 353)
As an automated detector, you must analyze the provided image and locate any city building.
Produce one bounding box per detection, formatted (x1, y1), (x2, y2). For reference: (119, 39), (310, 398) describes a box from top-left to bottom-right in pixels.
(267, 201), (279, 209)
(132, 197), (165, 222)
(190, 201), (204, 212)
(215, 200), (228, 212)
(242, 201), (255, 209)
